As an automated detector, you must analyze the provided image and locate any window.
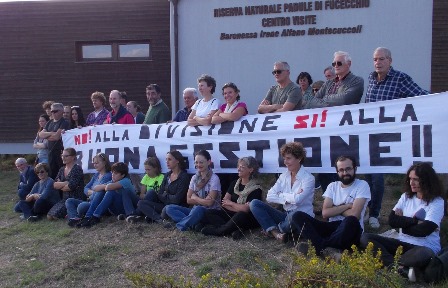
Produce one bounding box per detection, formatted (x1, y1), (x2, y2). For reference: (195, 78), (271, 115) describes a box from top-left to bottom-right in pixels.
(76, 40), (151, 62)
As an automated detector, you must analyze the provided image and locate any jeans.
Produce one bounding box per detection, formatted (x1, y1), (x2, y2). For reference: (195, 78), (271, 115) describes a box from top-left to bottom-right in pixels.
(291, 211), (362, 253)
(65, 198), (83, 219)
(93, 189), (138, 218)
(136, 189), (165, 221)
(17, 198), (53, 218)
(365, 174), (384, 218)
(84, 191), (106, 218)
(249, 199), (295, 233)
(165, 205), (207, 231)
(360, 233), (435, 268)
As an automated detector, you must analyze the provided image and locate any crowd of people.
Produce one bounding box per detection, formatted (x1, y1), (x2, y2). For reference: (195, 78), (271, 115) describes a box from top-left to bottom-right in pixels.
(13, 46), (442, 283)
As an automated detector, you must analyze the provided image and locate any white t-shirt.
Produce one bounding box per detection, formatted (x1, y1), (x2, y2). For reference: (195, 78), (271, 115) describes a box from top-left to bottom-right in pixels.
(323, 179), (371, 230)
(266, 167), (315, 216)
(393, 193), (444, 253)
(192, 98), (220, 117)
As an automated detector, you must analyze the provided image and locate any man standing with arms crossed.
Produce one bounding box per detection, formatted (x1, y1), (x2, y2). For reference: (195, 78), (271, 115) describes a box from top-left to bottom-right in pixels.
(364, 47), (429, 229)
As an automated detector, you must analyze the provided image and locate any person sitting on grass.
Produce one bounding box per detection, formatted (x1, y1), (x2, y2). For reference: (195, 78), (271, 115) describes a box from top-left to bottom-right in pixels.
(164, 150), (221, 231)
(291, 155), (370, 262)
(249, 142), (315, 243)
(77, 162), (137, 228)
(15, 163), (60, 222)
(360, 162), (445, 281)
(65, 153), (112, 227)
(47, 148), (85, 220)
(126, 151), (190, 224)
(138, 157), (164, 200)
(201, 156), (263, 240)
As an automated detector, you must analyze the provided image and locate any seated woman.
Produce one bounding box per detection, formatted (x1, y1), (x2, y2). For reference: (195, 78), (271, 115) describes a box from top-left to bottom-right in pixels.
(65, 153), (112, 226)
(47, 148), (85, 220)
(77, 162), (138, 227)
(164, 150), (221, 231)
(16, 163), (60, 222)
(201, 156), (263, 240)
(211, 82), (248, 124)
(187, 74), (220, 127)
(250, 142), (315, 242)
(360, 163), (445, 278)
(126, 151), (190, 223)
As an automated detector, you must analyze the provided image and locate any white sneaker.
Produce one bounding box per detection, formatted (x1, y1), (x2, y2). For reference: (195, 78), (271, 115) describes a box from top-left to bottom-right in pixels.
(408, 267), (416, 282)
(369, 217), (380, 229)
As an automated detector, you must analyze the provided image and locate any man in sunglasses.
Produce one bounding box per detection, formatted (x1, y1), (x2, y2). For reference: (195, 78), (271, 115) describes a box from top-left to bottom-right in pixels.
(38, 103), (70, 178)
(309, 51), (364, 108)
(364, 47), (429, 230)
(257, 61), (302, 114)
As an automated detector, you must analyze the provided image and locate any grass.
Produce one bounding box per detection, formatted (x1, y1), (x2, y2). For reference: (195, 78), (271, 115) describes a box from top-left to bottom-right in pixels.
(1, 168), (448, 287)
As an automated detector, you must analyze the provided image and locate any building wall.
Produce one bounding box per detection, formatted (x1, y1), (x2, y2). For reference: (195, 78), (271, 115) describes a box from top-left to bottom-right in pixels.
(0, 0), (170, 145)
(431, 0), (448, 92)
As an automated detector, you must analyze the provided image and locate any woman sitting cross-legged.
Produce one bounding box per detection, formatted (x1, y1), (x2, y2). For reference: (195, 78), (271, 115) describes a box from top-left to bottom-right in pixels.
(250, 142), (315, 242)
(65, 153), (112, 227)
(201, 156), (263, 240)
(77, 162), (138, 228)
(126, 151), (190, 224)
(164, 150), (221, 231)
(47, 148), (85, 220)
(16, 163), (60, 222)
(360, 162), (445, 280)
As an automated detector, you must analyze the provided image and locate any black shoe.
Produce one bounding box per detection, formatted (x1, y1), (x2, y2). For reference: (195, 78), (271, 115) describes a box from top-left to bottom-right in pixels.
(78, 216), (100, 228)
(126, 215), (142, 223)
(296, 242), (309, 257)
(201, 226), (219, 236)
(193, 223), (205, 232)
(27, 215), (40, 222)
(67, 218), (81, 227)
(117, 214), (126, 221)
(231, 230), (244, 240)
(163, 220), (176, 230)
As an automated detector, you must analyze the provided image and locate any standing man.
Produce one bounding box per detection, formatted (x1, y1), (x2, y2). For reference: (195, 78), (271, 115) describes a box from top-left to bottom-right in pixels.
(63, 106), (72, 121)
(257, 61), (302, 114)
(105, 90), (134, 124)
(86, 91), (109, 126)
(292, 156), (371, 261)
(143, 84), (171, 124)
(364, 47), (429, 229)
(324, 66), (336, 81)
(38, 103), (70, 178)
(171, 88), (198, 122)
(308, 51), (364, 192)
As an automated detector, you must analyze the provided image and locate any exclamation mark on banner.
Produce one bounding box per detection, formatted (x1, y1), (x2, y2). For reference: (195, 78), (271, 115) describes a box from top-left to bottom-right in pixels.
(311, 114), (318, 127)
(320, 110), (328, 127)
(89, 130), (92, 143)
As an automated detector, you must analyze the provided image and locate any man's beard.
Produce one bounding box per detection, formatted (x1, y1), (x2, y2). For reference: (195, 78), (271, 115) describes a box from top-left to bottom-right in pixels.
(339, 173), (356, 185)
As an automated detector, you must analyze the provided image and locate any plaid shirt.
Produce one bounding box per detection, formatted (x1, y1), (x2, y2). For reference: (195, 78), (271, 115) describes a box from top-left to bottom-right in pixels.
(173, 107), (191, 122)
(365, 67), (428, 102)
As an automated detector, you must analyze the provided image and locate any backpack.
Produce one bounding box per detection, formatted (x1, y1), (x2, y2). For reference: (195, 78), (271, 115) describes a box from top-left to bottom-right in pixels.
(424, 247), (448, 283)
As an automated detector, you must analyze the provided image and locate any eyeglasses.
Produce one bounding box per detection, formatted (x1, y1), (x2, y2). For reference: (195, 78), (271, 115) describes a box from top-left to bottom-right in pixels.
(337, 167), (353, 174)
(50, 110), (61, 113)
(331, 61), (344, 67)
(272, 70), (284, 75)
(312, 88), (320, 92)
(36, 170), (46, 174)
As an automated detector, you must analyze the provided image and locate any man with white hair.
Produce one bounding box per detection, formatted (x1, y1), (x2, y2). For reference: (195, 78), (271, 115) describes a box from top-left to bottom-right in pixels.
(364, 47), (429, 229)
(258, 61), (302, 114)
(310, 51), (364, 107)
(14, 158), (38, 201)
(171, 88), (199, 122)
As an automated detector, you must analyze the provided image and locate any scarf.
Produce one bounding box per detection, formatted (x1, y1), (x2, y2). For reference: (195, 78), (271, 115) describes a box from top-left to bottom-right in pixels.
(194, 168), (213, 198)
(109, 105), (128, 124)
(224, 101), (239, 113)
(234, 178), (262, 204)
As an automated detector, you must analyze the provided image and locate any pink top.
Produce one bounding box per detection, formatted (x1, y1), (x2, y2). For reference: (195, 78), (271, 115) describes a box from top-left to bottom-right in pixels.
(218, 102), (248, 115)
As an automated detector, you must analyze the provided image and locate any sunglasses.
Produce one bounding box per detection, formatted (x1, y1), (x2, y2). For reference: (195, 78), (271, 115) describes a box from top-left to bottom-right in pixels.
(312, 88), (320, 92)
(36, 170), (46, 174)
(50, 110), (61, 113)
(272, 70), (284, 75)
(331, 61), (344, 67)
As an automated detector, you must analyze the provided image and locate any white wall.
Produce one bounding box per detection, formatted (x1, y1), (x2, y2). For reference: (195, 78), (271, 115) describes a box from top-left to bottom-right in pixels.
(175, 0), (432, 114)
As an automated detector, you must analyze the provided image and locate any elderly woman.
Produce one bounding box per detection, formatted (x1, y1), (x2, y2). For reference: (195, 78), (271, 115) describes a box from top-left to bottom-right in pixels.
(187, 74), (221, 126)
(211, 82), (248, 124)
(47, 148), (85, 220)
(16, 163), (60, 222)
(250, 142), (315, 242)
(65, 153), (112, 226)
(201, 156), (263, 240)
(296, 72), (314, 110)
(33, 114), (50, 164)
(360, 163), (445, 280)
(126, 150), (190, 223)
(164, 150), (221, 231)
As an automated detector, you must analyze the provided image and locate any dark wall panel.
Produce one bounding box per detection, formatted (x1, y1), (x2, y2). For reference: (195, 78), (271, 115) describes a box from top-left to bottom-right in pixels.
(431, 0), (448, 93)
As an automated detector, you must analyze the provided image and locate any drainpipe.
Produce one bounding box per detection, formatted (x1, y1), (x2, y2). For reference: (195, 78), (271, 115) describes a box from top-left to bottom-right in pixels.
(169, 0), (180, 118)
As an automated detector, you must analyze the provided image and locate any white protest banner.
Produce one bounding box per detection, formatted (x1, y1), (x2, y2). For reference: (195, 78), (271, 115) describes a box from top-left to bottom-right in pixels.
(63, 92), (447, 174)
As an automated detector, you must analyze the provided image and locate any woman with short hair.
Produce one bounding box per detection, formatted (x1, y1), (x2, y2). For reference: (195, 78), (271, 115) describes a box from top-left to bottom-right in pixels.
(211, 82), (248, 124)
